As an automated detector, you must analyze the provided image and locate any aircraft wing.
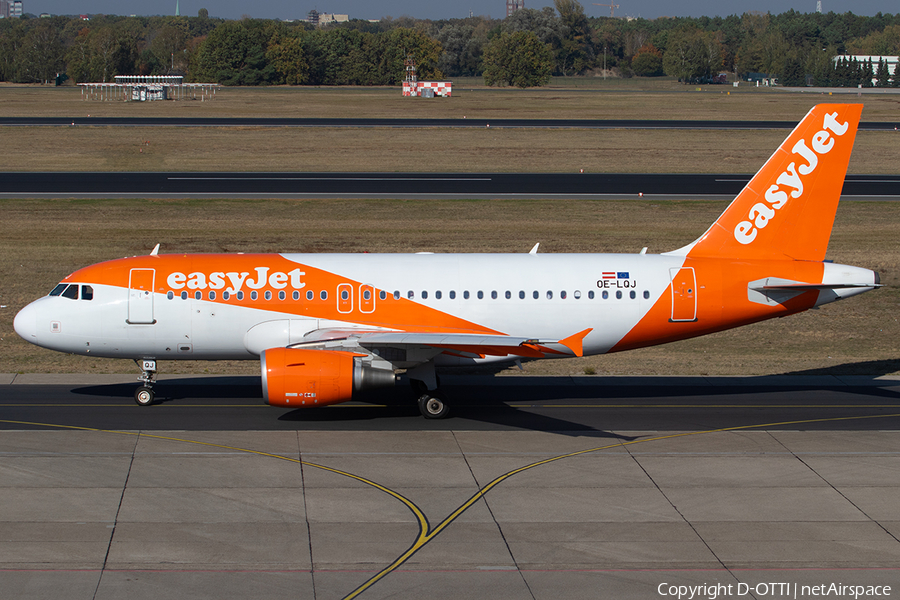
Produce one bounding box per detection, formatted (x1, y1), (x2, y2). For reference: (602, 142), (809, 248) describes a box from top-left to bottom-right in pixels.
(289, 328), (593, 363)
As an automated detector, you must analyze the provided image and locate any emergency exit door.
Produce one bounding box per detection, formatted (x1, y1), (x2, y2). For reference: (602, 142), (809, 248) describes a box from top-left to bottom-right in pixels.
(669, 267), (697, 322)
(128, 268), (156, 324)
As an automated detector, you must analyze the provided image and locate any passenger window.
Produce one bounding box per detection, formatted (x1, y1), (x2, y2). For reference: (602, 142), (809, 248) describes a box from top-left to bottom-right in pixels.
(519, 291), (525, 299)
(306, 290), (314, 301)
(533, 291), (539, 299)
(643, 291), (650, 299)
(251, 291), (258, 300)
(62, 284), (78, 300)
(630, 291), (636, 299)
(81, 285), (94, 301)
(408, 290), (414, 299)
(279, 291), (285, 300)
(210, 291), (216, 300)
(181, 291), (188, 300)
(491, 291), (497, 299)
(320, 290), (328, 301)
(237, 291), (244, 300)
(560, 291), (567, 299)
(167, 291), (174, 300)
(291, 291), (298, 300)
(195, 291), (202, 300)
(505, 291), (511, 299)
(435, 291), (442, 299)
(574, 290), (581, 299)
(616, 291), (622, 299)
(588, 291), (595, 299)
(379, 290), (386, 301)
(546, 291), (553, 300)
(265, 291), (272, 300)
(341, 290), (349, 300)
(422, 291), (428, 299)
(49, 283), (67, 296)
(450, 290), (456, 299)
(223, 291), (230, 300)
(477, 291), (484, 299)
(464, 291), (470, 299)
(394, 291), (401, 300)
(602, 291), (608, 299)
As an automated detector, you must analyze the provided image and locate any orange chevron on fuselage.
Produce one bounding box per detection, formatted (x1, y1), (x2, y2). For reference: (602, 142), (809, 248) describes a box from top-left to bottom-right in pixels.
(63, 253), (504, 335)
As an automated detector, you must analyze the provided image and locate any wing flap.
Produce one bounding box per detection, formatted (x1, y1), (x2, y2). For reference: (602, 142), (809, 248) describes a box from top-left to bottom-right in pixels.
(359, 330), (593, 360)
(288, 329), (593, 362)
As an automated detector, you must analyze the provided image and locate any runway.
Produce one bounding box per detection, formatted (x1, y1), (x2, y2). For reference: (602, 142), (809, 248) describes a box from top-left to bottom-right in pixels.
(2, 375), (899, 599)
(1, 116), (898, 130)
(1, 171), (899, 199)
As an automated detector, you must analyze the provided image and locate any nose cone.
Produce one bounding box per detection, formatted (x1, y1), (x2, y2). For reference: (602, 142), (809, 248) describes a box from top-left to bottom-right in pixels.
(14, 302), (38, 343)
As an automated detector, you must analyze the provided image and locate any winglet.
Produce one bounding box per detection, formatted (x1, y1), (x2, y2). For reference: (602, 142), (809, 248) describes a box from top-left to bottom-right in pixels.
(559, 328), (593, 357)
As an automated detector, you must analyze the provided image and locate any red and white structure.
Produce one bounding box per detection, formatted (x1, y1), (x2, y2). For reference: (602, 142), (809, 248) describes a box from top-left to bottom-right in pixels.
(402, 81), (452, 97)
(402, 54), (451, 97)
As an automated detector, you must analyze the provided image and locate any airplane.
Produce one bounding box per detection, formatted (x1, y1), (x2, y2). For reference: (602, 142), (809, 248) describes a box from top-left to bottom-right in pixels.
(14, 103), (880, 418)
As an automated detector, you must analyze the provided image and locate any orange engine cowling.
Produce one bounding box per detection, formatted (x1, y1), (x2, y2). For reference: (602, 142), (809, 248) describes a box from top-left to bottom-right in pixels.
(261, 347), (395, 408)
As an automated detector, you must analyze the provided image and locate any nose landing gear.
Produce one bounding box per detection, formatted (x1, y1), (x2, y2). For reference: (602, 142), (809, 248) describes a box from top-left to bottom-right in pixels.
(134, 359), (157, 406)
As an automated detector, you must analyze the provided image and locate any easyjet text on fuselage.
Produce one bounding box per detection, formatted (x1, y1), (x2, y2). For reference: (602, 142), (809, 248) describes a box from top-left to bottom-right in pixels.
(166, 267), (306, 295)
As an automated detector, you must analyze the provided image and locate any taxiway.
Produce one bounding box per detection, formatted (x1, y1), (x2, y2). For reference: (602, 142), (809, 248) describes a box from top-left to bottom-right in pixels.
(2, 375), (899, 599)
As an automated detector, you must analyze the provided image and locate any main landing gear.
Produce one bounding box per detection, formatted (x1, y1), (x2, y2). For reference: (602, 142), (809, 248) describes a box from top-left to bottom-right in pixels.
(417, 391), (449, 419)
(134, 359), (157, 406)
(411, 377), (450, 419)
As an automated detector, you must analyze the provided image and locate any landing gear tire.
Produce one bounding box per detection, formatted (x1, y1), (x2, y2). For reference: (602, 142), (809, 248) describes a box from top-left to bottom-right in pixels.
(134, 385), (155, 406)
(418, 392), (449, 419)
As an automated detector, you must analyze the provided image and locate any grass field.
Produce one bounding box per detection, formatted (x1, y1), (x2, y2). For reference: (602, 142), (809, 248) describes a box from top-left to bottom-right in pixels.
(1, 82), (898, 173)
(2, 126), (899, 174)
(4, 78), (900, 121)
(1, 83), (898, 377)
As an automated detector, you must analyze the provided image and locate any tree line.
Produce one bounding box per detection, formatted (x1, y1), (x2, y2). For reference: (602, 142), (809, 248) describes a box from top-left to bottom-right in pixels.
(1, 4), (898, 87)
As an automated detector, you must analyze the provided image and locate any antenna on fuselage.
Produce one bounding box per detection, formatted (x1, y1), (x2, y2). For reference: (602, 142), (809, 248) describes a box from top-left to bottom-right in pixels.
(529, 243), (540, 254)
(150, 243), (160, 256)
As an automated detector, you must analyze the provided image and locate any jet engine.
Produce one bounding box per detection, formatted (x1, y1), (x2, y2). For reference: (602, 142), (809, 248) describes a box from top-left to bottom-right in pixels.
(261, 347), (396, 407)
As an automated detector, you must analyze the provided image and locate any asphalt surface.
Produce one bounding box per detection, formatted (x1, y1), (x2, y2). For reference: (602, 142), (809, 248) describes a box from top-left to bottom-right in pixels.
(3, 374), (900, 432)
(4, 116), (900, 129)
(5, 424), (899, 600)
(2, 116), (899, 130)
(3, 375), (899, 600)
(1, 171), (899, 199)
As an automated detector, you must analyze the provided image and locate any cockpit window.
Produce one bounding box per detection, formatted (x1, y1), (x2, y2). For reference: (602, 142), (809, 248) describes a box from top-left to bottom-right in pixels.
(49, 283), (67, 296)
(81, 285), (94, 301)
(61, 284), (78, 300)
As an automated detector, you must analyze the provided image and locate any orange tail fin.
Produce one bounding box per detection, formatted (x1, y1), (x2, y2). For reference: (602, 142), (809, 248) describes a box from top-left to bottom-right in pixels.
(678, 104), (862, 262)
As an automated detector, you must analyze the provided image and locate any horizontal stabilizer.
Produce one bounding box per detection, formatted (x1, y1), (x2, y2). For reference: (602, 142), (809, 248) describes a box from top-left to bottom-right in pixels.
(753, 283), (882, 291)
(748, 273), (880, 306)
